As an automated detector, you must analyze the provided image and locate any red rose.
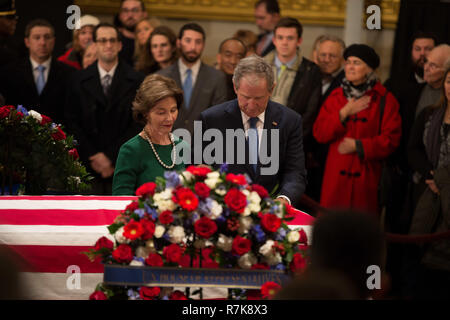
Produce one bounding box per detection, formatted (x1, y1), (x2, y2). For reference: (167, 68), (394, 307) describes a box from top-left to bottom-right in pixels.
(179, 253), (200, 268)
(159, 210), (174, 224)
(299, 228), (308, 244)
(125, 201), (139, 212)
(226, 173), (247, 186)
(201, 246), (219, 268)
(261, 281), (281, 299)
(112, 244), (133, 264)
(135, 182), (157, 197)
(169, 290), (188, 300)
(123, 219), (144, 240)
(40, 114), (52, 125)
(163, 243), (182, 264)
(51, 126), (66, 141)
(261, 214), (282, 233)
(141, 219), (155, 240)
(145, 253), (164, 267)
(285, 204), (297, 218)
(194, 217), (217, 239)
(224, 189), (247, 214)
(251, 263), (270, 270)
(194, 182), (210, 198)
(232, 236), (252, 256)
(0, 105), (14, 119)
(16, 111), (24, 120)
(251, 184), (269, 198)
(175, 187), (198, 211)
(202, 259), (219, 268)
(89, 290), (108, 300)
(186, 165), (212, 179)
(68, 148), (79, 160)
(290, 253), (307, 273)
(246, 289), (262, 300)
(94, 236), (114, 251)
(139, 287), (160, 300)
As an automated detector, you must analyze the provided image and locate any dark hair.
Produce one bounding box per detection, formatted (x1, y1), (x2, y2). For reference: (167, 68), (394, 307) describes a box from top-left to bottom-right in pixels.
(218, 38), (247, 55)
(178, 23), (205, 41)
(132, 74), (183, 125)
(25, 19), (55, 38)
(411, 31), (439, 46)
(120, 0), (146, 11)
(135, 26), (178, 74)
(255, 0), (280, 14)
(274, 17), (303, 39)
(93, 22), (121, 42)
(310, 210), (385, 299)
(233, 29), (258, 53)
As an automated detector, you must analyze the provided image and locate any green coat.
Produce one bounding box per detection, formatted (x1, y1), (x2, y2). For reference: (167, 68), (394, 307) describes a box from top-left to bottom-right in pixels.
(112, 134), (188, 195)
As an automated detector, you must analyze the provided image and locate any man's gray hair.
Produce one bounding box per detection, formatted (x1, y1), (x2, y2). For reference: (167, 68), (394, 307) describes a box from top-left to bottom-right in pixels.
(314, 34), (346, 55)
(233, 55), (274, 91)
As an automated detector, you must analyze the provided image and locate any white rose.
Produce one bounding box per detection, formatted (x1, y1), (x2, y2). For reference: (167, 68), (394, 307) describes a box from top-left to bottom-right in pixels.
(168, 226), (186, 243)
(180, 171), (194, 183)
(264, 252), (282, 266)
(130, 260), (144, 267)
(214, 188), (227, 196)
(242, 189), (250, 197)
(206, 171), (220, 179)
(114, 227), (130, 244)
(238, 216), (253, 235)
(259, 240), (275, 257)
(287, 230), (300, 243)
(154, 225), (165, 238)
(238, 253), (257, 269)
(242, 207), (251, 217)
(217, 234), (233, 252)
(28, 110), (42, 122)
(248, 202), (261, 213)
(135, 246), (152, 259)
(249, 191), (261, 204)
(209, 200), (223, 220)
(205, 177), (219, 189)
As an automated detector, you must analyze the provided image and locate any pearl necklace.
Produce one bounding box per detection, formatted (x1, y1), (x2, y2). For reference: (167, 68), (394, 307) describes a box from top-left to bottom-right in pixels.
(142, 129), (176, 169)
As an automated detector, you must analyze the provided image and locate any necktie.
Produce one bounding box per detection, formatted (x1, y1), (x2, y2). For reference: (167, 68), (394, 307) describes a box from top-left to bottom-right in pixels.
(278, 64), (287, 80)
(183, 69), (193, 108)
(36, 65), (46, 95)
(102, 74), (112, 96)
(248, 117), (259, 174)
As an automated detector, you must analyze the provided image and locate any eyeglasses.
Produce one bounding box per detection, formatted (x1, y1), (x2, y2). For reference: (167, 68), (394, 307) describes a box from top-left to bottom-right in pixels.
(318, 53), (339, 60)
(96, 38), (119, 45)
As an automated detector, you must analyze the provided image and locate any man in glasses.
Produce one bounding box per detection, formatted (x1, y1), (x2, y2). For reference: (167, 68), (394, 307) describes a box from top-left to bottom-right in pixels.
(65, 23), (145, 195)
(115, 0), (147, 66)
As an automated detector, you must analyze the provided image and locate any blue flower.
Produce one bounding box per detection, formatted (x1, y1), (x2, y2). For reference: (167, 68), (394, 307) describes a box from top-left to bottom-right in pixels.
(272, 264), (286, 271)
(17, 105), (28, 116)
(145, 205), (158, 220)
(219, 163), (229, 174)
(134, 208), (146, 218)
(251, 225), (266, 243)
(197, 198), (213, 216)
(164, 171), (180, 188)
(127, 288), (140, 300)
(133, 256), (145, 263)
(161, 295), (169, 300)
(275, 228), (286, 241)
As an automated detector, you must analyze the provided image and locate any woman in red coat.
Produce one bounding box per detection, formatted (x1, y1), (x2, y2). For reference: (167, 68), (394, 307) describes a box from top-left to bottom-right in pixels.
(313, 44), (402, 215)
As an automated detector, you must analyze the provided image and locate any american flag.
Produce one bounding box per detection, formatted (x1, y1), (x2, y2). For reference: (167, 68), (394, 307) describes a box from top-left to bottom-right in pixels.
(0, 196), (314, 300)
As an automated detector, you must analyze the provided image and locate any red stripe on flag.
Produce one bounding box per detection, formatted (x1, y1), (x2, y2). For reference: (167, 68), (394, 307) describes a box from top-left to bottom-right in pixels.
(289, 209), (315, 226)
(0, 196), (137, 201)
(0, 209), (120, 226)
(6, 245), (104, 273)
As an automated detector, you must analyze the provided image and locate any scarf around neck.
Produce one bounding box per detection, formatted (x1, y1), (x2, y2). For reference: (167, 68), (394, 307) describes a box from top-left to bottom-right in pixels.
(341, 72), (378, 99)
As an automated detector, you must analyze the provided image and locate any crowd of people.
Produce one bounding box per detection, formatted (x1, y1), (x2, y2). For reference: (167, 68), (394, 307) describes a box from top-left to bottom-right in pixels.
(1, 0), (450, 300)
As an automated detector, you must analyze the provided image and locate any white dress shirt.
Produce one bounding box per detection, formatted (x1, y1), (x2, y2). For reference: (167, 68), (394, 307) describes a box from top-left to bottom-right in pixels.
(97, 62), (118, 82)
(30, 56), (51, 86)
(178, 58), (201, 88)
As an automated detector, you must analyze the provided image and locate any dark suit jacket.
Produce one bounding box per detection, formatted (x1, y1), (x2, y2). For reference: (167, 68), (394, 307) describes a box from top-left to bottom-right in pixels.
(157, 61), (228, 135)
(1, 57), (74, 125)
(320, 69), (345, 106)
(257, 33), (275, 57)
(199, 99), (307, 207)
(64, 60), (144, 166)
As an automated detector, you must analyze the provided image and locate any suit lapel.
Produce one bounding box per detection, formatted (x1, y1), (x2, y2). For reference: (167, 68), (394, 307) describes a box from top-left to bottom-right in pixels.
(82, 62), (107, 108)
(22, 59), (39, 97)
(260, 101), (281, 176)
(108, 62), (133, 111)
(188, 62), (205, 111)
(40, 58), (58, 97)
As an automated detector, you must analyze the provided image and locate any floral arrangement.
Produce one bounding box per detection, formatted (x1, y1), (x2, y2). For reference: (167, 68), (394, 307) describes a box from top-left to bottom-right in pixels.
(0, 105), (92, 195)
(86, 165), (308, 300)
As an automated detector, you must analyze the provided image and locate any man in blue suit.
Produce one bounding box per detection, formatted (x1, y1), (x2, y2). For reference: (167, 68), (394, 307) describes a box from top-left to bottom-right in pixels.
(198, 55), (306, 207)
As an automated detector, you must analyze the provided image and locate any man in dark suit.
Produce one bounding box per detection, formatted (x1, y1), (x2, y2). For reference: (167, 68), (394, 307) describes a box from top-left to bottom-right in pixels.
(1, 19), (73, 125)
(65, 23), (144, 195)
(158, 23), (227, 135)
(254, 0), (280, 57)
(198, 55), (306, 207)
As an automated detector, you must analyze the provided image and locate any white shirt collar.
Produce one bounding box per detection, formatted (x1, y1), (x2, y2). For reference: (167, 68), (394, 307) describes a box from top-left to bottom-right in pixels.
(240, 110), (265, 129)
(97, 62), (118, 79)
(30, 56), (51, 71)
(178, 58), (201, 82)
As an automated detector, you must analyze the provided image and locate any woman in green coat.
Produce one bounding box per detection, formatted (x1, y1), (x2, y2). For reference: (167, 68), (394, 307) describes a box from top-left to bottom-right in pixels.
(112, 74), (189, 195)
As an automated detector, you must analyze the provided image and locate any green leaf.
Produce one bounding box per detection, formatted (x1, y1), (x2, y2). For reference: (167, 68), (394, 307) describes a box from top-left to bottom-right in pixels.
(108, 222), (124, 235)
